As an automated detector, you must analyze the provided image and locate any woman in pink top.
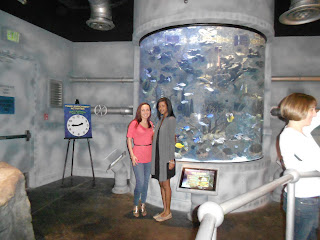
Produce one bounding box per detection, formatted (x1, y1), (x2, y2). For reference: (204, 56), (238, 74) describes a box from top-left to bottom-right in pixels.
(127, 102), (154, 217)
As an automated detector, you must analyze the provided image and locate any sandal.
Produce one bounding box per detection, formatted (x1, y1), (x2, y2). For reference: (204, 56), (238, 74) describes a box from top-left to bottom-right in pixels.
(141, 203), (147, 217)
(133, 206), (139, 217)
(155, 212), (172, 222)
(153, 213), (161, 219)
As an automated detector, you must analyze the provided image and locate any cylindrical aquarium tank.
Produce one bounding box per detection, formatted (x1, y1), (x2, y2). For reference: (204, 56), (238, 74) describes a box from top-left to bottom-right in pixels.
(132, 0), (274, 214)
(139, 25), (266, 162)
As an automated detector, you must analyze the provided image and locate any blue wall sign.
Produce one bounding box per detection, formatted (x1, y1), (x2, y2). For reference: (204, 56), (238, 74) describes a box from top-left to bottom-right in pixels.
(0, 96), (14, 114)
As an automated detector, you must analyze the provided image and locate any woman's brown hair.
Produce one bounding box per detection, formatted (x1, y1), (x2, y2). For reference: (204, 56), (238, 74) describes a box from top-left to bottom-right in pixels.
(280, 93), (317, 121)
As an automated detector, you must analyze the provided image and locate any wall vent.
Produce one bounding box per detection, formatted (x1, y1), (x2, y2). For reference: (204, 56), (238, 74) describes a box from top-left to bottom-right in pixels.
(50, 79), (63, 108)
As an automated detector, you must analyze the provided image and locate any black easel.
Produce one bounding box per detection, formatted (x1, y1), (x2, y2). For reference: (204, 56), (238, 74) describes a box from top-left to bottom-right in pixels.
(61, 138), (95, 186)
(61, 99), (95, 186)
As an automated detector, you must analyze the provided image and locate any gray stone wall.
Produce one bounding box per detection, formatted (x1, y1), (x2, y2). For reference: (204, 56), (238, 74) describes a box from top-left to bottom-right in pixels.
(0, 10), (73, 188)
(270, 36), (320, 164)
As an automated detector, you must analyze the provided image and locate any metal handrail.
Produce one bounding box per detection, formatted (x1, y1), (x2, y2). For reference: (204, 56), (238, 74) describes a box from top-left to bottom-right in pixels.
(196, 170), (320, 240)
(0, 130), (31, 141)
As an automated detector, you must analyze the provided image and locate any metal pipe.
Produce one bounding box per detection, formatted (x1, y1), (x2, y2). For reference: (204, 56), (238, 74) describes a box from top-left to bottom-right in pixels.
(87, 0), (114, 31)
(195, 214), (217, 240)
(0, 130), (31, 141)
(70, 77), (133, 83)
(221, 174), (293, 214)
(286, 183), (295, 240)
(272, 76), (320, 81)
(91, 105), (133, 115)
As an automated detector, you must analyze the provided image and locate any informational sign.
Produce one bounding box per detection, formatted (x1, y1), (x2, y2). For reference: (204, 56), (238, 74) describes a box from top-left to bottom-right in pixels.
(0, 96), (14, 114)
(64, 104), (92, 139)
(0, 84), (15, 97)
(6, 29), (20, 43)
(0, 84), (15, 114)
(177, 166), (219, 195)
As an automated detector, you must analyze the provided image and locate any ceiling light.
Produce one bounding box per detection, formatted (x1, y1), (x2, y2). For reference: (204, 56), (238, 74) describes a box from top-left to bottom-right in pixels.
(279, 0), (320, 25)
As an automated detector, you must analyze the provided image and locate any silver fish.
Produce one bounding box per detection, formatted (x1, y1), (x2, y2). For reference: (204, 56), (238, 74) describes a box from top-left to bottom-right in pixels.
(204, 86), (214, 92)
(198, 121), (209, 127)
(173, 86), (183, 91)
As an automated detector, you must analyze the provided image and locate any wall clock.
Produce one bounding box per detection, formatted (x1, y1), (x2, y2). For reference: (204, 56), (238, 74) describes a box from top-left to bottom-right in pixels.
(67, 114), (90, 137)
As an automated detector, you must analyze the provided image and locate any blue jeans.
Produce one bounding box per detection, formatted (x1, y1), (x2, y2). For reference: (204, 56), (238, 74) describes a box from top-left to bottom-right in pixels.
(132, 162), (151, 206)
(283, 192), (320, 240)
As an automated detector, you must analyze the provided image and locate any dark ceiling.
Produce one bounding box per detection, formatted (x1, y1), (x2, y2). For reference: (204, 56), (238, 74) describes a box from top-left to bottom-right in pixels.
(0, 0), (134, 42)
(0, 0), (320, 42)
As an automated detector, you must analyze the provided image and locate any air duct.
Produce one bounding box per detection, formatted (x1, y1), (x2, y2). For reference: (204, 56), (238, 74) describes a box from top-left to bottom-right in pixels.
(279, 0), (320, 25)
(87, 0), (115, 31)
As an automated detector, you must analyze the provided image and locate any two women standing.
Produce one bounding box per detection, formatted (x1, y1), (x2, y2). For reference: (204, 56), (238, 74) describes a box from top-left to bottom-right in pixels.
(126, 97), (176, 221)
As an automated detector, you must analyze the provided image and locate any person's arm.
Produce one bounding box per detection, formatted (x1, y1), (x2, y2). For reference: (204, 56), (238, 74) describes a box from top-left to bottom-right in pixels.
(151, 121), (154, 141)
(168, 117), (176, 170)
(127, 137), (138, 166)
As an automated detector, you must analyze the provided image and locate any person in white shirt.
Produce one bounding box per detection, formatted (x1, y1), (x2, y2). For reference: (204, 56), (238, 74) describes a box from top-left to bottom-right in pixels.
(279, 93), (320, 240)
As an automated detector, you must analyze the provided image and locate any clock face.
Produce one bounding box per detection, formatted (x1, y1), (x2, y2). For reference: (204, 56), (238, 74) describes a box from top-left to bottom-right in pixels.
(67, 114), (90, 137)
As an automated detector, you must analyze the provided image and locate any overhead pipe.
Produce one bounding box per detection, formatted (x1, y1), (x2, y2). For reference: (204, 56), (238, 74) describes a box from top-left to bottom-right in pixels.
(87, 0), (115, 31)
(272, 76), (320, 81)
(70, 77), (133, 83)
(92, 105), (133, 115)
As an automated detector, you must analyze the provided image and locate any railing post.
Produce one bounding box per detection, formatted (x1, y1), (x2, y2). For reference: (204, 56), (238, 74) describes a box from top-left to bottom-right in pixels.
(286, 182), (295, 240)
(212, 227), (217, 240)
(197, 201), (224, 240)
(284, 169), (300, 240)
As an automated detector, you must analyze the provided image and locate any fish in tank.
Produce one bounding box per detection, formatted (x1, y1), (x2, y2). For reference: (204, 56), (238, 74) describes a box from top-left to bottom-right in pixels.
(139, 25), (266, 162)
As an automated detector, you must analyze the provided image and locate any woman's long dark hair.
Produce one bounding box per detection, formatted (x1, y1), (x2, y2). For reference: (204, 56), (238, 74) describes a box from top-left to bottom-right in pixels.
(134, 102), (152, 128)
(156, 97), (175, 120)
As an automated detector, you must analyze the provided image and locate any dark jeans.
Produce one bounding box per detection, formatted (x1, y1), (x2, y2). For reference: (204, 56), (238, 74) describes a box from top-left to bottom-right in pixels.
(283, 192), (320, 240)
(132, 162), (151, 206)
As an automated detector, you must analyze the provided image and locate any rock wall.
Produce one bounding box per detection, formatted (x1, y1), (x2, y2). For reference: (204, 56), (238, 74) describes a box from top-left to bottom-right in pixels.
(0, 162), (34, 240)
